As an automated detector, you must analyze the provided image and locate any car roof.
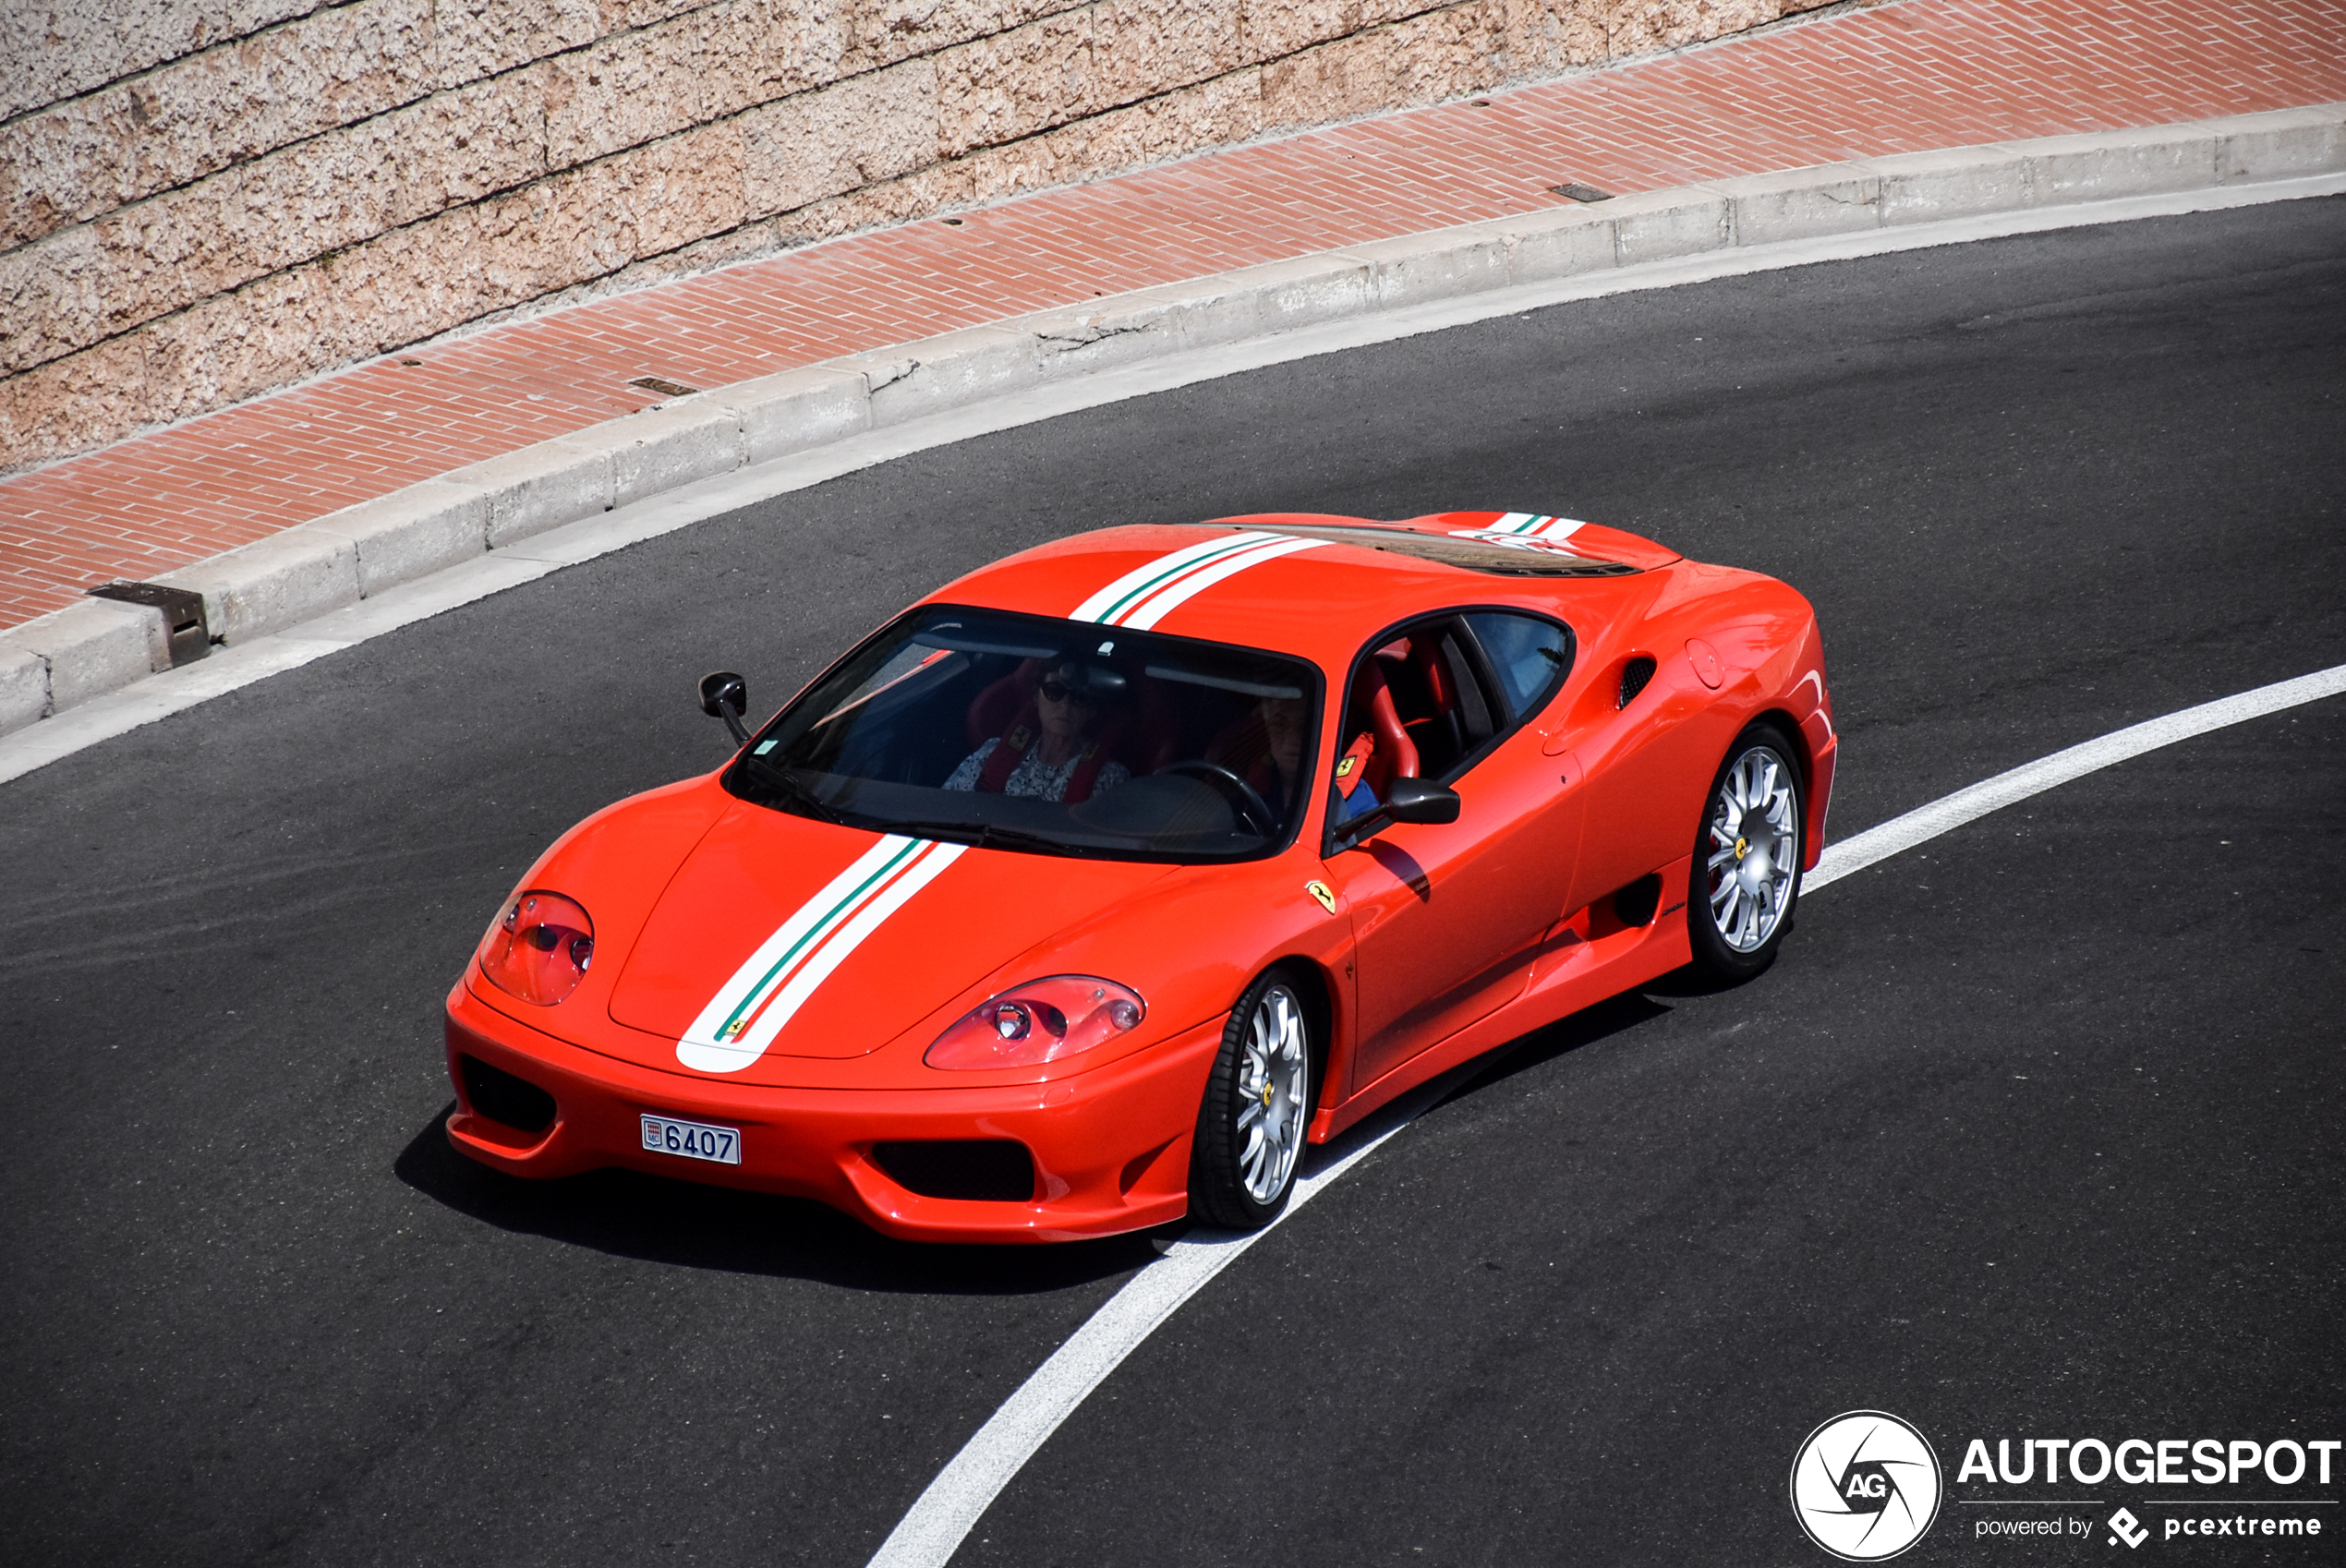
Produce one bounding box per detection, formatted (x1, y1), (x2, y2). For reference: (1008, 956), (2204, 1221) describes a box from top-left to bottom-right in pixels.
(924, 512), (1683, 668)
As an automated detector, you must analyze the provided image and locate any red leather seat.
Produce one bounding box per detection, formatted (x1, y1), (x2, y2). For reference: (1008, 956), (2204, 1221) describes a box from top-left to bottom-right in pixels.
(1119, 679), (1180, 776)
(1374, 634), (1462, 762)
(1349, 661), (1420, 799)
(965, 660), (1040, 748)
(1410, 635), (1456, 715)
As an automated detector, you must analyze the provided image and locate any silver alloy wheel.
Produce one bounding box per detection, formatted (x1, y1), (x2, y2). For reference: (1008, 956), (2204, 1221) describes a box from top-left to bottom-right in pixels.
(1706, 743), (1800, 953)
(1235, 982), (1309, 1204)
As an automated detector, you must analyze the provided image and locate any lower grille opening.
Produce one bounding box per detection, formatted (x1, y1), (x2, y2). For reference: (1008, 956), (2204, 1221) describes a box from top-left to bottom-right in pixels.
(459, 1054), (557, 1135)
(872, 1140), (1035, 1202)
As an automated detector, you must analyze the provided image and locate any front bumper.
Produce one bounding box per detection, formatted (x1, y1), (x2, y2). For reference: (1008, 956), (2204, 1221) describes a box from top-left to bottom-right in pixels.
(442, 983), (1222, 1243)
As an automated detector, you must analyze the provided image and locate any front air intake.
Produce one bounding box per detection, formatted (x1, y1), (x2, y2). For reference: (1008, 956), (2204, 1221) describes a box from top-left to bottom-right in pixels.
(872, 1140), (1036, 1202)
(1617, 656), (1657, 708)
(459, 1054), (557, 1134)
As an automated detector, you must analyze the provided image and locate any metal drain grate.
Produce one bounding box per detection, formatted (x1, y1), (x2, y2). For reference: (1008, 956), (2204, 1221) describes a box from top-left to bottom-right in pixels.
(1551, 182), (1614, 203)
(87, 580), (210, 666)
(626, 375), (700, 398)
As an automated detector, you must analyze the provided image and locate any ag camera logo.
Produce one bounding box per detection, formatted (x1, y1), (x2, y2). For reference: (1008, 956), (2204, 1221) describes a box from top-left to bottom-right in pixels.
(1791, 1410), (1944, 1561)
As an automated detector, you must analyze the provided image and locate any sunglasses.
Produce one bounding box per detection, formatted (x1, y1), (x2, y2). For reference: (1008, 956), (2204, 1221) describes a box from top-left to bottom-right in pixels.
(1038, 679), (1097, 706)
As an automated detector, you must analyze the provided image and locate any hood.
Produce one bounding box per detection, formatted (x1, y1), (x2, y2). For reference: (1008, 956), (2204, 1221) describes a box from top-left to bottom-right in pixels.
(608, 805), (1175, 1079)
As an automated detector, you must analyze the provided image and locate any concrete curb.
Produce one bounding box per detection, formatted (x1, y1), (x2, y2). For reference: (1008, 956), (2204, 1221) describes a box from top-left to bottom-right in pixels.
(3, 103), (2340, 741)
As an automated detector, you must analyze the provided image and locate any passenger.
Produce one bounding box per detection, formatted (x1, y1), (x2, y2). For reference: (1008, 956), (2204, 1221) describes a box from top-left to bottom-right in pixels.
(1252, 694), (1312, 819)
(1329, 727), (1381, 822)
(945, 660), (1131, 802)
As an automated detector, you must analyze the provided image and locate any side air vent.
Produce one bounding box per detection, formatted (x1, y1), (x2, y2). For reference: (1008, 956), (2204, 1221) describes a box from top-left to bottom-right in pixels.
(1617, 656), (1658, 708)
(872, 1140), (1036, 1202)
(459, 1054), (557, 1134)
(1612, 874), (1663, 928)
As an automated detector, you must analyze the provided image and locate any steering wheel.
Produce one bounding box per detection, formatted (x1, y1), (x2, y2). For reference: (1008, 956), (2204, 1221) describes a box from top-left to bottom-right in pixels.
(1157, 761), (1277, 836)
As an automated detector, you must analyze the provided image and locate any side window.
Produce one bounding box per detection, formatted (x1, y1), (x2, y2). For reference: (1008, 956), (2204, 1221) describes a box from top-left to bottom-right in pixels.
(1463, 610), (1574, 723)
(1328, 617), (1516, 830)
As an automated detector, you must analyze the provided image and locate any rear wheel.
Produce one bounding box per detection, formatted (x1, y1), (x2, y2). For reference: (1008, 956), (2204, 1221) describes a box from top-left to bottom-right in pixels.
(1688, 725), (1804, 983)
(1188, 969), (1314, 1230)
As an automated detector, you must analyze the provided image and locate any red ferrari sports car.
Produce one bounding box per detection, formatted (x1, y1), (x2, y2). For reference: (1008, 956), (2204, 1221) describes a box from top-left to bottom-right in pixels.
(444, 511), (1834, 1242)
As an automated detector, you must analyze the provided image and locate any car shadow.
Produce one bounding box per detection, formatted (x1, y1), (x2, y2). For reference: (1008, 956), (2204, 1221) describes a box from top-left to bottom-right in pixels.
(393, 1106), (1165, 1294)
(1427, 987), (1675, 1106)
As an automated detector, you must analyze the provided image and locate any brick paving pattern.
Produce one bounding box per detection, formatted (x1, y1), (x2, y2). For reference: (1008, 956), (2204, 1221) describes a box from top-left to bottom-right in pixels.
(4, 0), (2342, 629)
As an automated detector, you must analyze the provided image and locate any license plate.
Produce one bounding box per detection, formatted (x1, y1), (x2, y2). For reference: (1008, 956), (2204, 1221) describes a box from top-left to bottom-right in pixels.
(640, 1114), (742, 1165)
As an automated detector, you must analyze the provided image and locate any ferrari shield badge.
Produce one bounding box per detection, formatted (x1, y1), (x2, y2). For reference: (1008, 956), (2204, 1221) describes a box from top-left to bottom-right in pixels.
(1306, 880), (1337, 915)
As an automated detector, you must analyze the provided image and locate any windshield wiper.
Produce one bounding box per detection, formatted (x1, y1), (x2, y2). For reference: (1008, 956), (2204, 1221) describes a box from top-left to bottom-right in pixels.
(884, 818), (1083, 856)
(737, 758), (845, 824)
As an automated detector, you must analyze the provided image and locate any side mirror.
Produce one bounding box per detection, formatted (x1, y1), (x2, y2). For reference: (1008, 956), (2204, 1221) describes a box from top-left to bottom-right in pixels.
(699, 670), (750, 745)
(1384, 776), (1461, 825)
(1335, 776), (1460, 850)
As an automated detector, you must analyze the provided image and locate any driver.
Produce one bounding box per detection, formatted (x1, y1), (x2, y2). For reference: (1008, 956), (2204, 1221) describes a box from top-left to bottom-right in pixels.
(945, 659), (1131, 802)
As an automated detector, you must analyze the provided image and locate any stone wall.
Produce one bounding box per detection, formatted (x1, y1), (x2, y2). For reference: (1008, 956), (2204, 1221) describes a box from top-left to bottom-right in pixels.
(1, 0), (1834, 471)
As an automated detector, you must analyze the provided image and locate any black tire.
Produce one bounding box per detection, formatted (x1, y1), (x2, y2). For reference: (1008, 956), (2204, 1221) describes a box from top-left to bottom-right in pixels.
(1687, 723), (1806, 983)
(1188, 967), (1316, 1230)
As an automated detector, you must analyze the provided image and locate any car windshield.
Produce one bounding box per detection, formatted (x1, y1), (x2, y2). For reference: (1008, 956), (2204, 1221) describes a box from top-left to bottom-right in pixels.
(723, 606), (1326, 862)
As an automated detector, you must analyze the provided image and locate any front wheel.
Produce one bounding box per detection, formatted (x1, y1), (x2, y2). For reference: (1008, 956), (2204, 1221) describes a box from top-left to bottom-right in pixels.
(1188, 969), (1315, 1230)
(1688, 724), (1804, 983)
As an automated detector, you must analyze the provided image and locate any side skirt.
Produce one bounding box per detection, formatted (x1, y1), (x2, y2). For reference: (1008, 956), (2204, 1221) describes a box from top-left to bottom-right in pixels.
(1308, 853), (1695, 1142)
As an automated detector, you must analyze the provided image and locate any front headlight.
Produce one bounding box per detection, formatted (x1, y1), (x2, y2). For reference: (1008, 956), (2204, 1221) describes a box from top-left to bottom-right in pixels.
(924, 975), (1145, 1070)
(478, 890), (595, 1006)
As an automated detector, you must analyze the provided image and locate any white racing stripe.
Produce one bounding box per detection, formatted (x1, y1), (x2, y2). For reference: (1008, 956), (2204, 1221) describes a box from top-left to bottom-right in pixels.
(1070, 532), (1283, 624)
(1477, 512), (1586, 539)
(864, 659), (2346, 1568)
(1070, 531), (1325, 628)
(1450, 513), (1590, 555)
(1116, 535), (1325, 630)
(678, 835), (967, 1073)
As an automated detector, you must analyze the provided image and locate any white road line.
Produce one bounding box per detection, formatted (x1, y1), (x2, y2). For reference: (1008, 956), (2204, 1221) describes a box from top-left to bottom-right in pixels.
(865, 1076), (1445, 1568)
(1803, 662), (2346, 892)
(865, 658), (2346, 1568)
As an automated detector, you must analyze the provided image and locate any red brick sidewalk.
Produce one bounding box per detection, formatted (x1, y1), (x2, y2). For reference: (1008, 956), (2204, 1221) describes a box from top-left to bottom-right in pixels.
(3, 0), (2341, 631)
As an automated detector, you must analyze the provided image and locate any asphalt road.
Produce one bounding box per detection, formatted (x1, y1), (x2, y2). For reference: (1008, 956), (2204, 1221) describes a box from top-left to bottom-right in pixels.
(2, 195), (2341, 1568)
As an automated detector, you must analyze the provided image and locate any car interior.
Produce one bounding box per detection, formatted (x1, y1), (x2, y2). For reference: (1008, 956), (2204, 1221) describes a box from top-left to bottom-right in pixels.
(731, 607), (1571, 859)
(733, 611), (1326, 856)
(1338, 619), (1504, 792)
